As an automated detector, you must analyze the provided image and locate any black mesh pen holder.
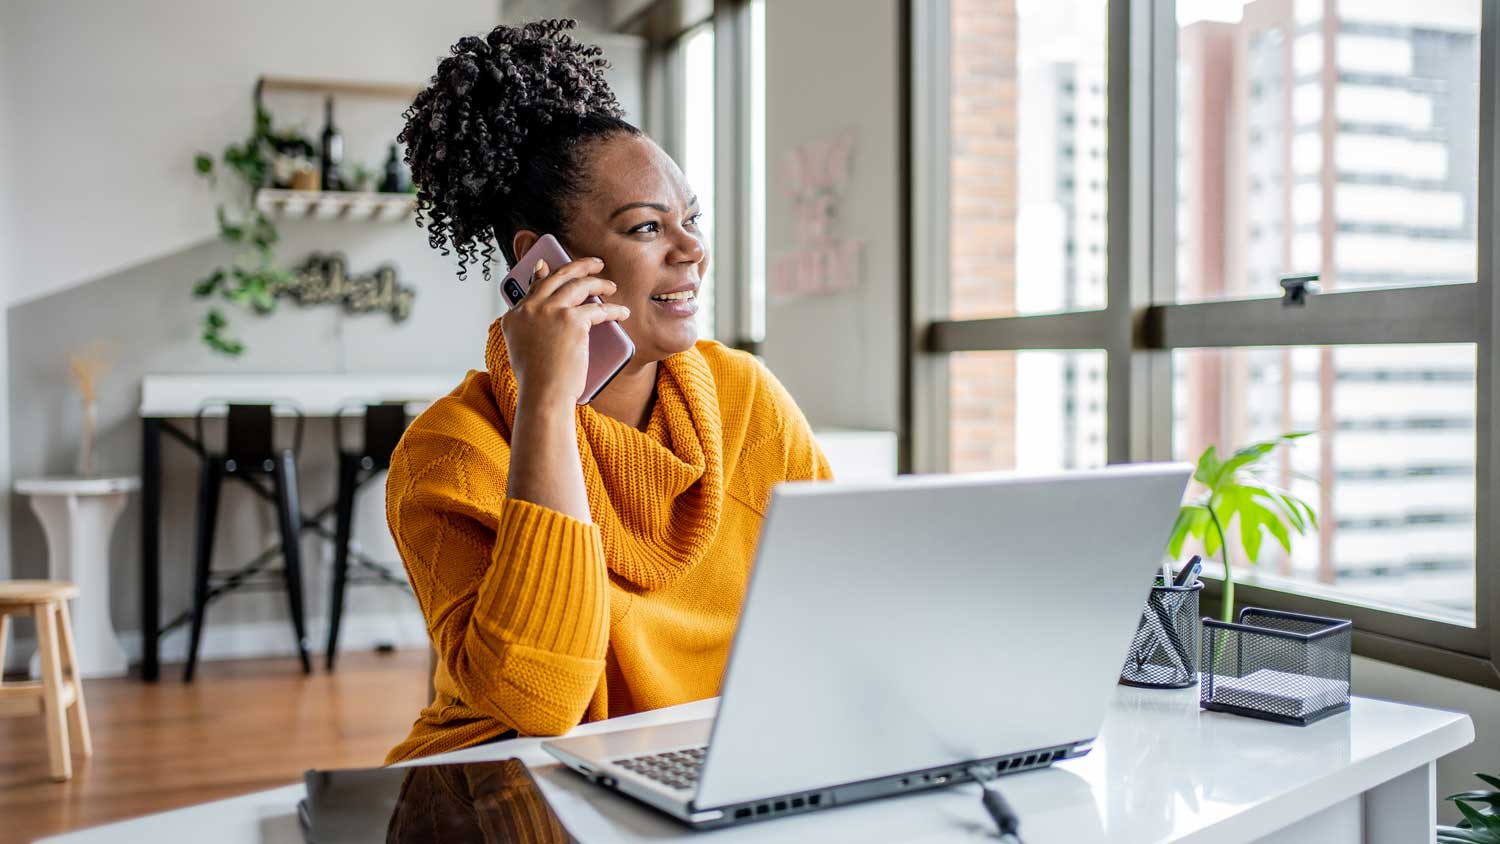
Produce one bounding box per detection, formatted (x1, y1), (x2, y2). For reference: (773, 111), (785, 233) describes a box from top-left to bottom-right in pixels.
(1119, 579), (1203, 689)
(1201, 607), (1352, 726)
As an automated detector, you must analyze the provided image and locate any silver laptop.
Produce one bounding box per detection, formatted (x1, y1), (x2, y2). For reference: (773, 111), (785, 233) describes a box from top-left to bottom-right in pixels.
(543, 463), (1192, 829)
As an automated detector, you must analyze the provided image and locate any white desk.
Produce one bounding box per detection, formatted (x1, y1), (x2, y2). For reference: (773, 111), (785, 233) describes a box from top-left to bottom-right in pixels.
(40, 687), (1473, 843)
(138, 373), (465, 418)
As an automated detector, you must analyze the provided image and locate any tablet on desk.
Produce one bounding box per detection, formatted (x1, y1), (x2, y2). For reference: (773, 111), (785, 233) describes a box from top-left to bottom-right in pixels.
(300, 759), (578, 844)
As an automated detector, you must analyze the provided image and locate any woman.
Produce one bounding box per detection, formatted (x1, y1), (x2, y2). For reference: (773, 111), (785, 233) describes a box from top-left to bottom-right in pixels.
(385, 19), (832, 763)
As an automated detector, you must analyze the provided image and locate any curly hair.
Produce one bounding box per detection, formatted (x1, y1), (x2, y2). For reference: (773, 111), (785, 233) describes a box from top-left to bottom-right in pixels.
(400, 19), (641, 280)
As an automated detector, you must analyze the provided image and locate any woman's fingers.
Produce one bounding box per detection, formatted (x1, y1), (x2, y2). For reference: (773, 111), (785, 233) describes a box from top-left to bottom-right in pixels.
(526, 256), (604, 301)
(579, 301), (631, 325)
(548, 276), (618, 308)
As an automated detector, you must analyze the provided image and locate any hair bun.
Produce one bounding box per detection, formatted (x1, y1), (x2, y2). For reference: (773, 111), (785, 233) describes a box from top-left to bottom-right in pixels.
(401, 19), (624, 279)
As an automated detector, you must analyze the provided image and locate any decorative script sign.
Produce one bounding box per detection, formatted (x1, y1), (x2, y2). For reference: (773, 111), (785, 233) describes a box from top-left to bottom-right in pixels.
(768, 129), (863, 303)
(275, 253), (415, 322)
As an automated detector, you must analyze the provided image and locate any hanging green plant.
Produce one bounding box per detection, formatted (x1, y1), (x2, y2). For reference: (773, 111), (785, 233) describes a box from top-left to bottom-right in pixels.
(190, 104), (306, 356)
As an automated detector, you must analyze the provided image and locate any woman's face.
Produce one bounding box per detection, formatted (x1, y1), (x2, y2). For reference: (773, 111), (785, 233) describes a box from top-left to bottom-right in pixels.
(518, 133), (708, 365)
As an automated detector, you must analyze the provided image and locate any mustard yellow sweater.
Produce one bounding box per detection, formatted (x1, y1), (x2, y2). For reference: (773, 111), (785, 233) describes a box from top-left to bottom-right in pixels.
(385, 321), (832, 762)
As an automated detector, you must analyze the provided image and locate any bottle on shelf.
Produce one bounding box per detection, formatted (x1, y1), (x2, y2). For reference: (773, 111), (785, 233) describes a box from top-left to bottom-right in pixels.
(380, 143), (406, 193)
(320, 95), (343, 192)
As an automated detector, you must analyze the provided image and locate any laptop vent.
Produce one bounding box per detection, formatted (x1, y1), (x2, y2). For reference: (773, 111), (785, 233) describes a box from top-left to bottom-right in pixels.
(731, 791), (825, 821)
(722, 745), (1076, 825)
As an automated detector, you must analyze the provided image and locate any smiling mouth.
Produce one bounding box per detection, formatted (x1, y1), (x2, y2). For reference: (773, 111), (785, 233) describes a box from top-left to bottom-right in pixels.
(651, 290), (696, 302)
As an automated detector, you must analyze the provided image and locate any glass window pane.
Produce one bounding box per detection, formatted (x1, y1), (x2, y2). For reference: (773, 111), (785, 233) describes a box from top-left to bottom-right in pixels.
(1172, 344), (1476, 625)
(679, 23), (716, 340)
(1176, 0), (1479, 302)
(949, 350), (1107, 472)
(947, 0), (1108, 319)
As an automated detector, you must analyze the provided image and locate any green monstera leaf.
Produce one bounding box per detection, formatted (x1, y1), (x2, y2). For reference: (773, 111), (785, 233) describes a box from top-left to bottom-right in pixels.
(1172, 434), (1317, 622)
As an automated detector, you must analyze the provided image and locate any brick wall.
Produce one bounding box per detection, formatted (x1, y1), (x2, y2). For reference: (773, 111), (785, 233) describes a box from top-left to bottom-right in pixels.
(948, 0), (1019, 471)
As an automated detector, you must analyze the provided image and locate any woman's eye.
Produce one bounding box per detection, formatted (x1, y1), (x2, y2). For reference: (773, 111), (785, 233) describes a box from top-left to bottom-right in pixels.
(628, 221), (660, 235)
(686, 212), (704, 228)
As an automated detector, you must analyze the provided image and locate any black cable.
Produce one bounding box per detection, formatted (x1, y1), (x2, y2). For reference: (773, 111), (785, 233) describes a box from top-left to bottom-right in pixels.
(965, 765), (1025, 844)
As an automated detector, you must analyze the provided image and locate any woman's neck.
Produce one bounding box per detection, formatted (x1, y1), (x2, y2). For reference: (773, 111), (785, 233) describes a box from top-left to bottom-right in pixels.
(589, 358), (660, 431)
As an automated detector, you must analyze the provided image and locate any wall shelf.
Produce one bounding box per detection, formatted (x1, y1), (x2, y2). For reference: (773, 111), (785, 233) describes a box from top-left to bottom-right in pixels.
(255, 189), (415, 222)
(254, 75), (423, 107)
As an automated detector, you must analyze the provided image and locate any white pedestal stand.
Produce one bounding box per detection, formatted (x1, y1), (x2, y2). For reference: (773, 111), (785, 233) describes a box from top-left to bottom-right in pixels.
(16, 476), (140, 679)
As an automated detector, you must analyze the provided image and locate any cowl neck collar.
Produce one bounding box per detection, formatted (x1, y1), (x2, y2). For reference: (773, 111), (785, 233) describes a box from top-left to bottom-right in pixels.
(485, 322), (724, 591)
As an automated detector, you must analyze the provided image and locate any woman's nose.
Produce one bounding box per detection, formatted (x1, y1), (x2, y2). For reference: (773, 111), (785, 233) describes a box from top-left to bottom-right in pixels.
(669, 226), (706, 265)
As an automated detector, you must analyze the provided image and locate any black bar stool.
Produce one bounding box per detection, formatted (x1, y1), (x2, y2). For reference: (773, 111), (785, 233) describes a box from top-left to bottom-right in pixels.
(184, 402), (310, 682)
(325, 402), (412, 670)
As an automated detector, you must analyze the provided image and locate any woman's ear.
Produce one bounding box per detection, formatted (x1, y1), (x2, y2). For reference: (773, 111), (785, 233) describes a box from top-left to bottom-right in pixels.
(512, 230), (541, 264)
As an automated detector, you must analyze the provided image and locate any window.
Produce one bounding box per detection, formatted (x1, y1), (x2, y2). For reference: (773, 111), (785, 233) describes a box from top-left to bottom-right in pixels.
(677, 23), (717, 341)
(913, 0), (1498, 685)
(950, 350), (1107, 473)
(1174, 344), (1477, 625)
(645, 0), (764, 351)
(1176, 0), (1480, 303)
(946, 0), (1108, 321)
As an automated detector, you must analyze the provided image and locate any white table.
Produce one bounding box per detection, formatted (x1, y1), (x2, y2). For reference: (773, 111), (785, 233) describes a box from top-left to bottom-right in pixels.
(39, 687), (1474, 843)
(136, 373), (465, 680)
(16, 476), (140, 679)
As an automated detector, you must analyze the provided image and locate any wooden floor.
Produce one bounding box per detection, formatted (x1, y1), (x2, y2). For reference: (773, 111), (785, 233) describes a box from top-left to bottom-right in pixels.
(0, 648), (429, 843)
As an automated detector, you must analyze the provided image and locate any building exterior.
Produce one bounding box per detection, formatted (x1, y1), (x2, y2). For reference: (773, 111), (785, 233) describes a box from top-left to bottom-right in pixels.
(950, 0), (1479, 619)
(1177, 0), (1479, 618)
(948, 0), (1107, 474)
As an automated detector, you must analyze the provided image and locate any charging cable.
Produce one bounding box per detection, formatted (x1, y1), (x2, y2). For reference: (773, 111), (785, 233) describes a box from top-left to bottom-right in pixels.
(964, 765), (1026, 844)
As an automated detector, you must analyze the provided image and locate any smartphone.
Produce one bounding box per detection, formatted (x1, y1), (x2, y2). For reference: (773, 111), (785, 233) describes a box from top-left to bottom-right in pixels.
(500, 234), (635, 405)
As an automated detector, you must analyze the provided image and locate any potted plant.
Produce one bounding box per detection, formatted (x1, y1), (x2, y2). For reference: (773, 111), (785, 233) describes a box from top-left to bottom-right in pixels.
(1440, 772), (1500, 842)
(342, 161), (377, 193)
(191, 104), (296, 356)
(1166, 433), (1318, 622)
(267, 129), (316, 190)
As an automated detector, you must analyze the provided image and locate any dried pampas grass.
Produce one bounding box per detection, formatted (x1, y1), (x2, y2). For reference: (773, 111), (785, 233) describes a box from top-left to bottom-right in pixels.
(67, 341), (115, 403)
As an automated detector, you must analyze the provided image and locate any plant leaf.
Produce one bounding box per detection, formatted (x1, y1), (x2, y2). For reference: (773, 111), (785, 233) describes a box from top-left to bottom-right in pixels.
(1438, 828), (1495, 844)
(1202, 511), (1224, 558)
(1240, 513), (1263, 562)
(1477, 774), (1500, 792)
(1194, 446), (1222, 488)
(193, 268), (226, 298)
(1245, 491), (1293, 554)
(1214, 440), (1277, 485)
(216, 205), (244, 243)
(1167, 505), (1210, 559)
(1448, 791), (1500, 811)
(1456, 799), (1500, 833)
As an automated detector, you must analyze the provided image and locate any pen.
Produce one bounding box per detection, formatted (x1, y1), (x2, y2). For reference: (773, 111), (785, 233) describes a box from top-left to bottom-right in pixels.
(1173, 555), (1203, 588)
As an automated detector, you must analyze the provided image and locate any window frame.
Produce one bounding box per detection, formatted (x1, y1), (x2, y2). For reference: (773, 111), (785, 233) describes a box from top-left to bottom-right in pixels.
(908, 0), (1500, 688)
(638, 0), (763, 352)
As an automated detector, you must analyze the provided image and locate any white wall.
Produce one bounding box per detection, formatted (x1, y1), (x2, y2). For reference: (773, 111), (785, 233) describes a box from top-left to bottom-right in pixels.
(761, 0), (903, 433)
(0, 0), (653, 675)
(0, 0), (511, 672)
(0, 24), (11, 583)
(0, 0), (503, 309)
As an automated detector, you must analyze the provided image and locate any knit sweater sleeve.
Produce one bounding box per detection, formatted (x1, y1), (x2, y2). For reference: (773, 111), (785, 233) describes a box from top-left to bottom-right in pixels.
(387, 426), (609, 737)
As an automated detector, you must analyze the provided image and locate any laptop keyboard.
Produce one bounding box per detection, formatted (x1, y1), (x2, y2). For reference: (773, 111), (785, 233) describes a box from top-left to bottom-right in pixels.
(614, 746), (707, 791)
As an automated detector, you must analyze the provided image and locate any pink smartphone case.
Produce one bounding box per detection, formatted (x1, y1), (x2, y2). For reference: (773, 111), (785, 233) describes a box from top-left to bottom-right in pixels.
(500, 235), (636, 405)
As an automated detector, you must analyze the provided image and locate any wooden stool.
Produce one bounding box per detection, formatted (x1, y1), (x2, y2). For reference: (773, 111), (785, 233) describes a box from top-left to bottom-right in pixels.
(0, 580), (92, 781)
